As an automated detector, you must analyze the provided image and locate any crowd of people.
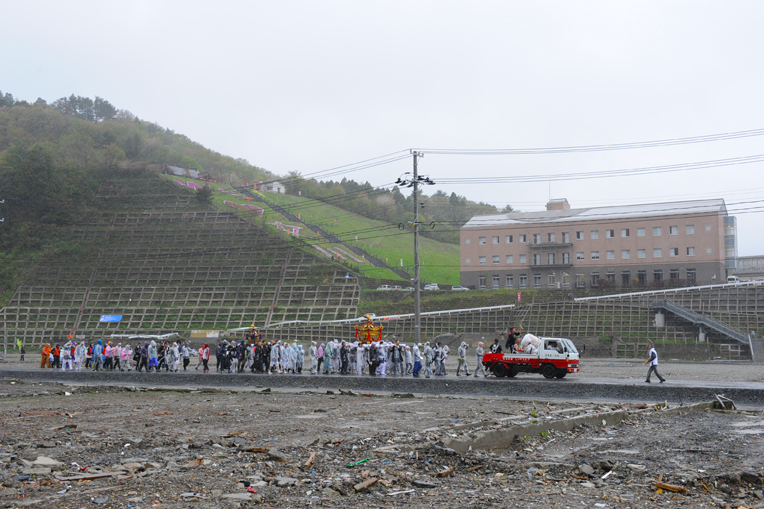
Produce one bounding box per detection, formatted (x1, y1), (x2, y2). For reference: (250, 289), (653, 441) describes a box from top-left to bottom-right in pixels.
(32, 334), (498, 378)
(36, 339), (209, 373)
(32, 326), (545, 378)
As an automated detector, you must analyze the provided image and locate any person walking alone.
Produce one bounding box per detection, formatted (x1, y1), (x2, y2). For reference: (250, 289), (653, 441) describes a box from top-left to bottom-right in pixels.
(644, 343), (666, 383)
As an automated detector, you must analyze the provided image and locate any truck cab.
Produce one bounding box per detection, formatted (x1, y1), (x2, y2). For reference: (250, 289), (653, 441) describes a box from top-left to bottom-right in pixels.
(482, 337), (580, 379)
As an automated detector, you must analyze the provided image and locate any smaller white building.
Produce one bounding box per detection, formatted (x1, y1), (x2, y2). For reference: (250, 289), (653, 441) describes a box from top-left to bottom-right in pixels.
(260, 180), (286, 194)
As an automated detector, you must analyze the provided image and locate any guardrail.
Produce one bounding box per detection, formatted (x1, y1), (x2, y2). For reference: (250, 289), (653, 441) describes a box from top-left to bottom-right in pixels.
(226, 303), (517, 332)
(575, 281), (762, 302)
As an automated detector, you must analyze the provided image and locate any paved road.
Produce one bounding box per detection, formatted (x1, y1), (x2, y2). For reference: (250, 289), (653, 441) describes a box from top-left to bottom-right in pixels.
(2, 364), (763, 407)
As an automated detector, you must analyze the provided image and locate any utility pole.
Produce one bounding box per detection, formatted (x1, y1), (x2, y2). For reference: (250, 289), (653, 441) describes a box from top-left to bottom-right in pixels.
(413, 151), (422, 344)
(396, 153), (434, 344)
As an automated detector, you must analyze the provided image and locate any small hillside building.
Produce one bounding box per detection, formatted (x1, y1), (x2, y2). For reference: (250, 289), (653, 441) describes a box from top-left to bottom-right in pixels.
(162, 164), (211, 180)
(259, 180), (287, 194)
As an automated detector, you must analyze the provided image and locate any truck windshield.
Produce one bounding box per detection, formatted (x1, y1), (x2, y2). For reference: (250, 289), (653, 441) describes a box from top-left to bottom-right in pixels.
(561, 340), (578, 354)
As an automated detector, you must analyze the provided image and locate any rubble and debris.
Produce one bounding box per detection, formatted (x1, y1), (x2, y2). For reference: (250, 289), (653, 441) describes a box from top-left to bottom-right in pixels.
(0, 379), (763, 507)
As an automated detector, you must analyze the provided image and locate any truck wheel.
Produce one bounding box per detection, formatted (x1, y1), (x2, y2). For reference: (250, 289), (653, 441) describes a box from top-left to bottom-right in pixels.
(541, 364), (556, 379)
(555, 369), (567, 379)
(506, 365), (517, 378)
(492, 364), (508, 378)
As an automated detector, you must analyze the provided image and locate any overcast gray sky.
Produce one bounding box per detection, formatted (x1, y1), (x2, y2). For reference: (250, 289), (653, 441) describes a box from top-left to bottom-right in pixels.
(2, 0), (763, 256)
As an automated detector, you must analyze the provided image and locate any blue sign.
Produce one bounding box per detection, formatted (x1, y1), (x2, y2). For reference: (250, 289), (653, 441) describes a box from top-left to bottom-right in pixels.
(99, 315), (123, 323)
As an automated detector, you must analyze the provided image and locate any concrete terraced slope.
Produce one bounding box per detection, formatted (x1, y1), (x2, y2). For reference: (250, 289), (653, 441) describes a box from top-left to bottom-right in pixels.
(1, 168), (359, 346)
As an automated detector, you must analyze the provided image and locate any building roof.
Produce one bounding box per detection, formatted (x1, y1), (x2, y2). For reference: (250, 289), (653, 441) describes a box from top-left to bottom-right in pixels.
(164, 164), (211, 179)
(463, 199), (727, 228)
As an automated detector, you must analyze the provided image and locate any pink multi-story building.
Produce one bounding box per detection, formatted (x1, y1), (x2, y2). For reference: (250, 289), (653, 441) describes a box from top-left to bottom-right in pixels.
(460, 198), (736, 290)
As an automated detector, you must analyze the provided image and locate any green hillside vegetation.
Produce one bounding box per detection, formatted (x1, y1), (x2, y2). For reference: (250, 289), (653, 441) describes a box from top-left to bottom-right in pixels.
(282, 173), (505, 245)
(244, 190), (460, 284)
(0, 90), (474, 299)
(159, 175), (455, 283)
(0, 92), (273, 297)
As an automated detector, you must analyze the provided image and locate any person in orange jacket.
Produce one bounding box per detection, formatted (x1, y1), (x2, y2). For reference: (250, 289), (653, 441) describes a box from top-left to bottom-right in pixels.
(41, 343), (52, 368)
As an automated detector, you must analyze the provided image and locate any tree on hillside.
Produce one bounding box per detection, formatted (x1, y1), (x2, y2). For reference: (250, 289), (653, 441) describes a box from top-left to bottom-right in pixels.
(0, 91), (15, 107)
(52, 94), (117, 122)
(194, 185), (213, 205)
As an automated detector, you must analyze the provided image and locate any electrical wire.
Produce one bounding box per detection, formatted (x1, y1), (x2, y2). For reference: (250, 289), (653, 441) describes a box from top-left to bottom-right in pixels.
(434, 154), (764, 185)
(413, 127), (764, 155)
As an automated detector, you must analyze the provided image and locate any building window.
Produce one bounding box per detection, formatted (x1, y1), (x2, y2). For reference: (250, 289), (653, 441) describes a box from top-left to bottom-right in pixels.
(465, 239), (471, 245)
(576, 274), (585, 288)
(670, 269), (680, 281)
(686, 225), (695, 235)
(590, 273), (600, 287)
(492, 275), (500, 289)
(653, 227), (662, 236)
(519, 254), (527, 264)
(621, 228), (630, 238)
(654, 270), (663, 283)
(520, 274), (528, 288)
(548, 253), (555, 265)
(533, 274), (542, 287)
(637, 227), (646, 237)
(492, 255), (500, 264)
(562, 252), (570, 264)
(576, 252), (584, 260)
(638, 249), (646, 259)
(687, 268), (696, 282)
(506, 275), (514, 288)
(562, 232), (570, 243)
(548, 273), (556, 286)
(653, 248), (662, 258)
(606, 229), (615, 238)
(519, 234), (527, 243)
(670, 248), (679, 257)
(479, 256), (486, 265)
(622, 250), (630, 259)
(492, 236), (499, 244)
(621, 271), (631, 287)
(687, 247), (695, 256)
(465, 258), (471, 264)
(706, 225), (712, 232)
(479, 236), (486, 245)
(606, 272), (616, 284)
(506, 255), (513, 264)
(591, 230), (599, 239)
(576, 231), (584, 240)
(505, 235), (513, 244)
(562, 272), (570, 287)
(533, 254), (541, 265)
(479, 276), (486, 289)
(606, 250), (615, 260)
(669, 226), (678, 235)
(706, 248), (712, 254)
(548, 233), (555, 243)
(591, 251), (600, 260)
(533, 234), (541, 244)
(638, 270), (647, 285)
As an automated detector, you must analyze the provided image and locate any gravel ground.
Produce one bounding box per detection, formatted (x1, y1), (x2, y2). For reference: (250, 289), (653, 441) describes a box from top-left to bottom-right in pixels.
(1, 378), (764, 508)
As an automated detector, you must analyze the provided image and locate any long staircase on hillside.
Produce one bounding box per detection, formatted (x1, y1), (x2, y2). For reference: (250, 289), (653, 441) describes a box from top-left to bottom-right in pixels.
(652, 300), (749, 344)
(237, 187), (413, 281)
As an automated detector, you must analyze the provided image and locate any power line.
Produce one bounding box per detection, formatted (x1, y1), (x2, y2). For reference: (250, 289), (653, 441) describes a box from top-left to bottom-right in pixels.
(434, 154), (764, 185)
(413, 127), (764, 155)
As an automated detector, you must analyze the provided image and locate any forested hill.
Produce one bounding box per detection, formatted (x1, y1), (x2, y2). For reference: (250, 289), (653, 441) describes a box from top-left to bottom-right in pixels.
(0, 90), (272, 298)
(1, 90), (506, 245)
(0, 91), (272, 183)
